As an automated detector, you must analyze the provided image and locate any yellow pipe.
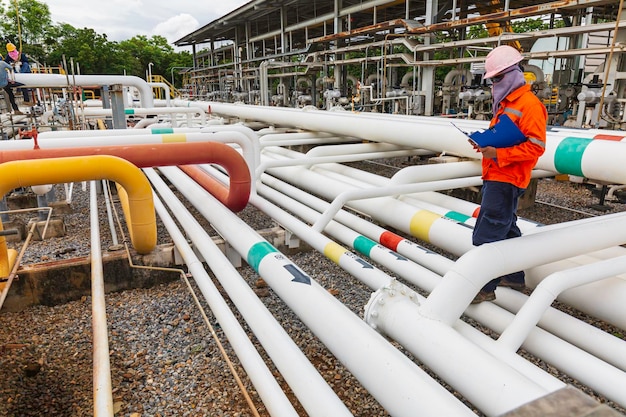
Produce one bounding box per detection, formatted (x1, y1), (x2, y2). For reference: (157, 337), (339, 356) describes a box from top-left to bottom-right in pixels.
(0, 156), (157, 272)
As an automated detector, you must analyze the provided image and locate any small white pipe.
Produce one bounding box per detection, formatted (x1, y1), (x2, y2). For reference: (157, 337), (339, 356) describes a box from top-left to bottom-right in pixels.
(90, 182), (114, 417)
(148, 178), (302, 417)
(149, 82), (171, 106)
(421, 212), (626, 326)
(101, 180), (118, 246)
(158, 165), (475, 417)
(257, 148), (424, 179)
(311, 176), (484, 232)
(498, 255), (626, 353)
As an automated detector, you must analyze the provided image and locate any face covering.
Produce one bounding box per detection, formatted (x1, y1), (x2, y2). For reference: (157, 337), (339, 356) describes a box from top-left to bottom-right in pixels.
(8, 50), (18, 60)
(491, 65), (526, 115)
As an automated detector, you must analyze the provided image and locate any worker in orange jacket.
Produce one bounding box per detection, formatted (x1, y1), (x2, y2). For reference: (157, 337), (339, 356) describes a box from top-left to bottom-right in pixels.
(471, 45), (547, 304)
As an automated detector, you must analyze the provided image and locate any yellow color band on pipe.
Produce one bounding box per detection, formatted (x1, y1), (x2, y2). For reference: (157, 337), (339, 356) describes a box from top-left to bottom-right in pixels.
(409, 210), (441, 243)
(323, 242), (348, 265)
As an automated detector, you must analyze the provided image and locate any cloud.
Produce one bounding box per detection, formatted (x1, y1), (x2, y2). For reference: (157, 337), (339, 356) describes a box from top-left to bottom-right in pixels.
(152, 14), (200, 45)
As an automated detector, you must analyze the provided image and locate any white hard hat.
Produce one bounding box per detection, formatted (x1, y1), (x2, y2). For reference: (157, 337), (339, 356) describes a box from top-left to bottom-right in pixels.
(484, 45), (523, 79)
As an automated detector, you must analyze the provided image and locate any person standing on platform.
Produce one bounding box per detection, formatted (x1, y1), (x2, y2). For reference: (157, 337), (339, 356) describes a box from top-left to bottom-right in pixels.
(4, 42), (33, 105)
(0, 59), (22, 115)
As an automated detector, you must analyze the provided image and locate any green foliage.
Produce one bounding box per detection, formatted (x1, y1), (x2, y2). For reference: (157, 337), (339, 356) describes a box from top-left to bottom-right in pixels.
(0, 0), (193, 87)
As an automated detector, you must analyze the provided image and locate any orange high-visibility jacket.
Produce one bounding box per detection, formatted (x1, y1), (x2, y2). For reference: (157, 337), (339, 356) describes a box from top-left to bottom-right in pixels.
(482, 84), (547, 189)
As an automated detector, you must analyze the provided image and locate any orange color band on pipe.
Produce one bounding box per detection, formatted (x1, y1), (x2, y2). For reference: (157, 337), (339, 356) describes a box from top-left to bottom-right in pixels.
(0, 156), (156, 257)
(0, 141), (251, 212)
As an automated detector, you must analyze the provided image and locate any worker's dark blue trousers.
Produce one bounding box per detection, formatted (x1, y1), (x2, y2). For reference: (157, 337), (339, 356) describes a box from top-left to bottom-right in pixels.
(472, 180), (525, 292)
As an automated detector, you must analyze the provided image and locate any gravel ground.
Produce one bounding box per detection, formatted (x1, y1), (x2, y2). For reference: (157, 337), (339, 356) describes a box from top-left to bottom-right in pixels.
(1, 161), (626, 417)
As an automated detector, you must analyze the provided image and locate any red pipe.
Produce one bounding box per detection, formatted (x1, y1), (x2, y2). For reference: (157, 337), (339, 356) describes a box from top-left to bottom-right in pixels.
(0, 141), (251, 212)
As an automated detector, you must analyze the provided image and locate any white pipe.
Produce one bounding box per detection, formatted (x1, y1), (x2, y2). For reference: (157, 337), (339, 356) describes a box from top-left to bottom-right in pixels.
(157, 165), (475, 417)
(101, 180), (119, 246)
(149, 82), (171, 106)
(77, 107), (206, 125)
(498, 255), (626, 354)
(365, 281), (552, 416)
(421, 212), (626, 326)
(257, 147), (424, 178)
(193, 102), (626, 187)
(205, 165), (565, 416)
(90, 182), (114, 417)
(15, 73), (154, 108)
(147, 177), (305, 417)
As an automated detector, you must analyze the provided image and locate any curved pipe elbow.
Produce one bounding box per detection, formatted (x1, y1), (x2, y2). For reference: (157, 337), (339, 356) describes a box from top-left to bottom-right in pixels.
(0, 155), (157, 254)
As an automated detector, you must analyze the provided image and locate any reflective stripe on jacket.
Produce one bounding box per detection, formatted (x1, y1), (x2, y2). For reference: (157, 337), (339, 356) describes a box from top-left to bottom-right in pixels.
(482, 84), (547, 189)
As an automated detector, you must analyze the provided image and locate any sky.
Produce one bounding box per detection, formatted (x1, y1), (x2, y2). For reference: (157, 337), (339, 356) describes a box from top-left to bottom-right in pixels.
(37, 0), (250, 49)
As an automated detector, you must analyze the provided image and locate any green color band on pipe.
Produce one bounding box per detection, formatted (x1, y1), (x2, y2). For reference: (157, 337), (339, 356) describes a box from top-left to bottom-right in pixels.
(247, 241), (278, 272)
(554, 137), (592, 177)
(444, 211), (471, 223)
(354, 235), (377, 256)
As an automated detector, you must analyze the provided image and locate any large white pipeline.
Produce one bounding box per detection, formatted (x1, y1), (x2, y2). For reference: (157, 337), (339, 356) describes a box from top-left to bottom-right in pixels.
(200, 165), (560, 415)
(15, 73), (154, 108)
(248, 166), (626, 374)
(258, 147), (626, 329)
(193, 101), (626, 188)
(157, 165), (475, 417)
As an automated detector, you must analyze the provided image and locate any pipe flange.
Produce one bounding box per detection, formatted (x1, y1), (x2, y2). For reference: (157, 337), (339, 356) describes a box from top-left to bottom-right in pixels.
(363, 279), (419, 331)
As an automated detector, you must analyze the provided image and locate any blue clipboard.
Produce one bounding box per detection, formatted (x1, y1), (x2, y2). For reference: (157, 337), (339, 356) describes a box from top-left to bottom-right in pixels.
(453, 114), (527, 148)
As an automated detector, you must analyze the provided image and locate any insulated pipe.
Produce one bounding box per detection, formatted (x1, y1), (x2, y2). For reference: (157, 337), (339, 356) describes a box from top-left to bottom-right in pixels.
(77, 107), (207, 125)
(15, 73), (154, 108)
(146, 169), (353, 417)
(259, 172), (456, 276)
(204, 167), (559, 415)
(421, 212), (626, 326)
(147, 188), (302, 417)
(247, 173), (564, 392)
(497, 255), (626, 354)
(0, 156), (156, 254)
(209, 165), (626, 404)
(1, 131), (258, 188)
(257, 148), (425, 178)
(196, 102), (626, 187)
(0, 141), (251, 212)
(158, 166), (475, 417)
(89, 182), (114, 417)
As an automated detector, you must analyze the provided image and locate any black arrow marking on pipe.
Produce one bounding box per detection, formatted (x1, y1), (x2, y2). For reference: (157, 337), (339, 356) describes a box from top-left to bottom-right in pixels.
(355, 258), (374, 269)
(284, 264), (311, 285)
(389, 251), (408, 261)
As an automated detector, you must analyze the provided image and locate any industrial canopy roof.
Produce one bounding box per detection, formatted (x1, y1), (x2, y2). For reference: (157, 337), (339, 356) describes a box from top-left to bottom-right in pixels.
(174, 0), (619, 49)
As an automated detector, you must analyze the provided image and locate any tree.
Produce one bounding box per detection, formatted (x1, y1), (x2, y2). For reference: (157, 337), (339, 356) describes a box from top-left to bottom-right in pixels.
(0, 0), (53, 62)
(45, 24), (117, 74)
